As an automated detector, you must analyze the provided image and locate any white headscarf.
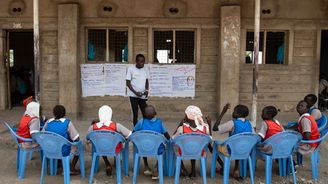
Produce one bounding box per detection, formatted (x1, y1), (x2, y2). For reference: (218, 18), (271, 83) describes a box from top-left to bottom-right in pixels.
(25, 102), (40, 118)
(185, 105), (207, 131)
(98, 105), (113, 124)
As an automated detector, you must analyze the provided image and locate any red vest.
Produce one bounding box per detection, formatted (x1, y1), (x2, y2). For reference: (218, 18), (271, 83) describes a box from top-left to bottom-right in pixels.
(264, 120), (283, 140)
(92, 122), (122, 154)
(182, 124), (206, 134)
(16, 115), (36, 143)
(298, 115), (320, 148)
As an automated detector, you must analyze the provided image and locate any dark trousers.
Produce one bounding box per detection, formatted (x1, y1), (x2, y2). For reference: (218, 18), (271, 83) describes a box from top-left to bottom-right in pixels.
(129, 97), (147, 126)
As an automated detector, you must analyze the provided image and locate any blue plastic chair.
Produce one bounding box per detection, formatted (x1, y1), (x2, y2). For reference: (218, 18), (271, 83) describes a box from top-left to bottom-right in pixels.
(86, 130), (126, 184)
(318, 114), (327, 131)
(173, 133), (212, 184)
(257, 131), (302, 184)
(4, 122), (42, 179)
(129, 130), (167, 184)
(297, 126), (328, 180)
(212, 133), (260, 184)
(32, 131), (85, 184)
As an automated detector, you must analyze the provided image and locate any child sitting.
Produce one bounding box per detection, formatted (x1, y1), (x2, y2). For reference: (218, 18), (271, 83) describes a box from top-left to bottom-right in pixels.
(42, 105), (80, 175)
(257, 106), (284, 153)
(173, 105), (213, 178)
(16, 101), (40, 149)
(133, 105), (170, 180)
(86, 105), (131, 176)
(292, 100), (320, 155)
(213, 103), (254, 179)
(304, 94), (326, 128)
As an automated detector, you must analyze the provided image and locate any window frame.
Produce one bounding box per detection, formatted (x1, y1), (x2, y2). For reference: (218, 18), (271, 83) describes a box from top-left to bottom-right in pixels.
(85, 27), (129, 63)
(152, 28), (197, 64)
(245, 29), (289, 65)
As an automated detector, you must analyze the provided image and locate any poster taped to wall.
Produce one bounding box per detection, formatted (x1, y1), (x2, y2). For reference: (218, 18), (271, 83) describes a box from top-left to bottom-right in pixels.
(80, 64), (195, 97)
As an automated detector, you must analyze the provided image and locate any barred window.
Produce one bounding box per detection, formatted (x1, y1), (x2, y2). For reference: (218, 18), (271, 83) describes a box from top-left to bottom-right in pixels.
(154, 30), (195, 64)
(246, 31), (287, 64)
(87, 29), (128, 62)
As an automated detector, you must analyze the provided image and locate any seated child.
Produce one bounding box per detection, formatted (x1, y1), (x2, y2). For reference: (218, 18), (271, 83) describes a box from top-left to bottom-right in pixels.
(86, 105), (131, 176)
(22, 96), (47, 128)
(294, 100), (320, 155)
(133, 105), (170, 180)
(257, 106), (284, 153)
(42, 105), (80, 175)
(304, 94), (326, 128)
(16, 101), (40, 149)
(173, 105), (213, 178)
(213, 103), (254, 178)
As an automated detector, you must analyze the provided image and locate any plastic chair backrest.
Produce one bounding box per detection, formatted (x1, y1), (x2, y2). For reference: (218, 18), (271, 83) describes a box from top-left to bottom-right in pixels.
(86, 130), (125, 155)
(317, 126), (328, 146)
(128, 130), (167, 156)
(32, 131), (71, 159)
(319, 114), (327, 130)
(4, 122), (33, 147)
(173, 133), (212, 158)
(262, 131), (302, 159)
(222, 133), (260, 160)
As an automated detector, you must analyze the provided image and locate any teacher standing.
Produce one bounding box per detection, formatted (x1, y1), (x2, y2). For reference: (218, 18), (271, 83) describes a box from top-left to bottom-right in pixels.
(126, 54), (149, 126)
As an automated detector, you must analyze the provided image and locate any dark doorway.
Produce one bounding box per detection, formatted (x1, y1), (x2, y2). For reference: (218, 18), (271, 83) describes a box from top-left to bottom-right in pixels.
(7, 31), (34, 106)
(319, 30), (328, 110)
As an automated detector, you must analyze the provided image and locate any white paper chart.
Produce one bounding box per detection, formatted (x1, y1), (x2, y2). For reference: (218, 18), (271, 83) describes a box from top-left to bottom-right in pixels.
(80, 64), (196, 97)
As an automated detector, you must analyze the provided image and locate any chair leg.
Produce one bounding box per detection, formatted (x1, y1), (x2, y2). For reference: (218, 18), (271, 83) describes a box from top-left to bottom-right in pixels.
(265, 155), (272, 184)
(116, 153), (122, 184)
(297, 152), (303, 165)
(158, 155), (164, 184)
(123, 143), (129, 176)
(62, 157), (70, 184)
(40, 156), (46, 184)
(174, 157), (182, 184)
(79, 149), (85, 179)
(29, 152), (33, 160)
(311, 151), (319, 180)
(18, 150), (27, 179)
(201, 157), (207, 184)
(223, 157), (230, 184)
(16, 149), (20, 171)
(132, 153), (140, 184)
(248, 156), (255, 184)
(289, 155), (297, 184)
(211, 149), (217, 178)
(89, 154), (97, 184)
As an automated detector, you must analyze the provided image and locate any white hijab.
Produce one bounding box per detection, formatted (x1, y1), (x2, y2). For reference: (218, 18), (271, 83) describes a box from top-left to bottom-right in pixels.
(98, 105), (113, 124)
(25, 102), (40, 118)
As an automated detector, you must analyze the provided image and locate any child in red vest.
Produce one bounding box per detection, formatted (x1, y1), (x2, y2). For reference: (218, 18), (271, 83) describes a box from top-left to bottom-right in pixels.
(86, 105), (131, 176)
(16, 101), (40, 149)
(295, 100), (320, 155)
(257, 106), (284, 153)
(173, 105), (211, 178)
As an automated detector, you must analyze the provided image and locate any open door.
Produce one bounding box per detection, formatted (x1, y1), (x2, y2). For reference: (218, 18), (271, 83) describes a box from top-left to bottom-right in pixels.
(319, 30), (328, 111)
(5, 30), (34, 108)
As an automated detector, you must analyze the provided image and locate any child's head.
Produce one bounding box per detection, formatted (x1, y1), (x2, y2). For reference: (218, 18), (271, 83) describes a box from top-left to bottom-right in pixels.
(53, 105), (66, 119)
(144, 105), (156, 119)
(304, 94), (317, 107)
(25, 101), (40, 118)
(232, 105), (249, 119)
(296, 100), (310, 115)
(261, 106), (278, 120)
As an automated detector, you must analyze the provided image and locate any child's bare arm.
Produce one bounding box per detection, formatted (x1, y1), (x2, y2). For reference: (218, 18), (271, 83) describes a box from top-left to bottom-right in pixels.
(205, 116), (212, 135)
(213, 103), (230, 131)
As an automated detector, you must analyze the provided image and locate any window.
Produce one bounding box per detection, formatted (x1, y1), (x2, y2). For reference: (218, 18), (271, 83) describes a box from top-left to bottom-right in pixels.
(87, 29), (128, 62)
(154, 30), (195, 64)
(246, 31), (287, 64)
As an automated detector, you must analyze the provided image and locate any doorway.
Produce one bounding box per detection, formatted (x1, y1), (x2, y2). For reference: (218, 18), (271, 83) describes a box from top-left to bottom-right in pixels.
(7, 31), (34, 107)
(319, 30), (328, 110)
